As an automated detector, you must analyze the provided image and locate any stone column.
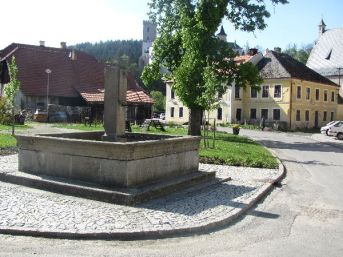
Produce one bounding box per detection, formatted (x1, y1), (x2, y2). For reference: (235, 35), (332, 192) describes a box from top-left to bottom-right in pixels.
(102, 65), (127, 141)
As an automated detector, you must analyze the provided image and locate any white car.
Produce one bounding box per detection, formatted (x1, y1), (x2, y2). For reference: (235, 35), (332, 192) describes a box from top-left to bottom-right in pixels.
(327, 121), (343, 140)
(320, 121), (339, 135)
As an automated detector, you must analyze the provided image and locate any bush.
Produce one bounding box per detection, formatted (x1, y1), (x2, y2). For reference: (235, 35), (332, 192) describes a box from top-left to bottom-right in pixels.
(0, 98), (11, 125)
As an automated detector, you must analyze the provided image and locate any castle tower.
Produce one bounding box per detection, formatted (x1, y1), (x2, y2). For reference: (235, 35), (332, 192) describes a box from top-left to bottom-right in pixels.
(217, 25), (227, 42)
(140, 21), (157, 68)
(319, 19), (326, 37)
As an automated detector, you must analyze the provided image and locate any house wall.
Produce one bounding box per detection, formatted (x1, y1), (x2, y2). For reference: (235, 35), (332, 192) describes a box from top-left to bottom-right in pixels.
(290, 79), (339, 129)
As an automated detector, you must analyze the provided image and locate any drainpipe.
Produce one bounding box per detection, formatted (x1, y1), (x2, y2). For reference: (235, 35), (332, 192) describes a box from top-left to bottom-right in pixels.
(289, 80), (293, 129)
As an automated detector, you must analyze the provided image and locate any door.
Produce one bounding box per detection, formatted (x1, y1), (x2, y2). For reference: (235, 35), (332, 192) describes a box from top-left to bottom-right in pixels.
(315, 111), (319, 128)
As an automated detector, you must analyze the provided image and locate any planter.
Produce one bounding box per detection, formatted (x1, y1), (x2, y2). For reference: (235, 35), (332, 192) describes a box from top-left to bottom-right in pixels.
(233, 128), (240, 135)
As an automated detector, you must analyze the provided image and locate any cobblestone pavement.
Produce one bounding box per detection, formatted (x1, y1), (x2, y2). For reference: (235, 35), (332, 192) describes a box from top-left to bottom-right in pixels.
(0, 154), (283, 238)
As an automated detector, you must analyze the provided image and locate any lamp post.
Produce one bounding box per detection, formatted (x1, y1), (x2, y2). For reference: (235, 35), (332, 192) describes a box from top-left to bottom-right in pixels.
(45, 68), (52, 113)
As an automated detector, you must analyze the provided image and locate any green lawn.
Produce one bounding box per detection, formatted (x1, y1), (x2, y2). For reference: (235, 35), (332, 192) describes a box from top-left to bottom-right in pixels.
(0, 133), (16, 148)
(52, 123), (104, 131)
(0, 123), (32, 131)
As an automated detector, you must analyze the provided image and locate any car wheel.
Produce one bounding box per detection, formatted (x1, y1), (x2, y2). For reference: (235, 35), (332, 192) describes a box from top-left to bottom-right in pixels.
(326, 129), (329, 136)
(337, 133), (343, 140)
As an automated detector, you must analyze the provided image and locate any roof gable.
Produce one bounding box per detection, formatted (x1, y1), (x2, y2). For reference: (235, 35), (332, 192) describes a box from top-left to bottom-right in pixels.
(258, 50), (338, 87)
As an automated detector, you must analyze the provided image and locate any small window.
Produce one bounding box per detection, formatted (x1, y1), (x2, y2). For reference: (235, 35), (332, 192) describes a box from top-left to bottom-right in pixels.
(273, 109), (280, 121)
(218, 91), (223, 99)
(250, 109), (257, 119)
(323, 111), (327, 121)
(315, 89), (320, 101)
(236, 108), (242, 121)
(235, 86), (240, 99)
(251, 87), (257, 98)
(306, 88), (311, 100)
(296, 110), (301, 121)
(179, 107), (183, 118)
(331, 91), (335, 102)
(324, 90), (328, 102)
(262, 85), (269, 98)
(261, 109), (268, 119)
(330, 112), (334, 121)
(171, 89), (175, 99)
(297, 86), (302, 99)
(217, 108), (222, 120)
(274, 85), (282, 98)
(305, 110), (310, 121)
(170, 107), (174, 118)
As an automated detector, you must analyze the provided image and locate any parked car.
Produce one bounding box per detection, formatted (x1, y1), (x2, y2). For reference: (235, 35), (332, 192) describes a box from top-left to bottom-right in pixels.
(320, 121), (339, 135)
(327, 121), (343, 140)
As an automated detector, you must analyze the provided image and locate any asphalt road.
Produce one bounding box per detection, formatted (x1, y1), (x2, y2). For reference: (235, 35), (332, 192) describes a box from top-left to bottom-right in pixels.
(1, 129), (343, 257)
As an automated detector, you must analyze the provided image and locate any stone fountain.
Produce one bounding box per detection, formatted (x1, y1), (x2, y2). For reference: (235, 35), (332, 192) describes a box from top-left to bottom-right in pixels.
(11, 65), (215, 205)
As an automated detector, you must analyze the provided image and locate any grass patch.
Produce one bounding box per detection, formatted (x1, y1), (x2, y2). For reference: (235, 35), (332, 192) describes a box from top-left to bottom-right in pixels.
(134, 126), (278, 169)
(0, 133), (17, 148)
(52, 123), (104, 131)
(0, 123), (32, 131)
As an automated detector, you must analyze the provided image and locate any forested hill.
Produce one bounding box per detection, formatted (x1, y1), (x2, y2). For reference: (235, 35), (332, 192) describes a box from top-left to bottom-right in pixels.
(72, 40), (142, 64)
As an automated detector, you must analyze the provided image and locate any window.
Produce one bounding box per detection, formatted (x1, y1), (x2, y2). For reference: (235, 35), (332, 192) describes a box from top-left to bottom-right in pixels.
(331, 112), (334, 121)
(315, 89), (320, 101)
(297, 86), (302, 99)
(217, 108), (222, 120)
(236, 108), (242, 121)
(218, 91), (223, 99)
(273, 109), (280, 121)
(235, 86), (240, 99)
(296, 110), (301, 121)
(324, 90), (328, 102)
(262, 85), (269, 98)
(170, 107), (174, 118)
(171, 89), (175, 99)
(251, 87), (257, 98)
(179, 107), (183, 118)
(331, 91), (335, 102)
(305, 110), (310, 121)
(250, 109), (257, 119)
(323, 111), (327, 121)
(274, 85), (282, 98)
(261, 109), (268, 119)
(306, 88), (311, 100)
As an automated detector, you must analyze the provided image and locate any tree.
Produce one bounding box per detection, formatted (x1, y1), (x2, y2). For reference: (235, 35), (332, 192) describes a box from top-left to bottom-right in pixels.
(142, 0), (288, 135)
(283, 43), (313, 64)
(150, 90), (166, 113)
(4, 56), (21, 136)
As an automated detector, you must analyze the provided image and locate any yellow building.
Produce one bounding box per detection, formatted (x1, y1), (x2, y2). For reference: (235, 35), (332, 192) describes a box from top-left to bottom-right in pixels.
(165, 50), (340, 129)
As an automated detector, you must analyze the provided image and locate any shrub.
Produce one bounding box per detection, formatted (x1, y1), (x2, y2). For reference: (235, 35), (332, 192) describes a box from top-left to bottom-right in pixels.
(0, 97), (11, 125)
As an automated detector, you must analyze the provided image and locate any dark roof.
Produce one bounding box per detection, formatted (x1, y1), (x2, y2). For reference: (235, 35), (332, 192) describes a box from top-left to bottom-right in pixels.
(257, 50), (339, 87)
(306, 28), (343, 76)
(217, 26), (227, 36)
(0, 43), (153, 104)
(227, 42), (242, 50)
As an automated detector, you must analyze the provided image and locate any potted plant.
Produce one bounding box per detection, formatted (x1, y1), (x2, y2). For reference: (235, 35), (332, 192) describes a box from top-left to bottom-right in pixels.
(232, 124), (240, 135)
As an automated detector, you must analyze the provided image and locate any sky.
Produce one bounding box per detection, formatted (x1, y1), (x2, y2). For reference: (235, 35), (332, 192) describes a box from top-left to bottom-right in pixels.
(0, 0), (342, 51)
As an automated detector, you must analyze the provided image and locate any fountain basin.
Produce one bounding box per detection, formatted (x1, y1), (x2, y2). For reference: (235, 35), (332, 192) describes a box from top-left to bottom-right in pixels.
(16, 132), (201, 188)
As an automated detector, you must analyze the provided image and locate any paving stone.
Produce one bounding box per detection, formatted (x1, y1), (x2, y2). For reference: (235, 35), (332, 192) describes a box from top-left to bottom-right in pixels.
(0, 154), (283, 237)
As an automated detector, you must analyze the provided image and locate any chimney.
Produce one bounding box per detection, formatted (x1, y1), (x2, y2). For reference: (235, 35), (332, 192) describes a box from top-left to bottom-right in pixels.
(39, 41), (45, 47)
(60, 42), (67, 49)
(70, 49), (77, 60)
(248, 48), (258, 56)
(274, 47), (281, 53)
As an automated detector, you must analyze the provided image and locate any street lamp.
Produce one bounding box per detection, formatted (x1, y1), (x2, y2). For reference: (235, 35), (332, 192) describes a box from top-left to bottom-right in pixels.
(45, 68), (52, 112)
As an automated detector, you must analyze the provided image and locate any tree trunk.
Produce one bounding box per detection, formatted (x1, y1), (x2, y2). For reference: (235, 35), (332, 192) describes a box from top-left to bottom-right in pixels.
(188, 108), (202, 136)
(11, 105), (15, 136)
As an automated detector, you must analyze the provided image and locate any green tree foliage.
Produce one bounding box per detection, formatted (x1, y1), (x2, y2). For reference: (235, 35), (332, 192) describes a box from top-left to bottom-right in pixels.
(150, 90), (165, 113)
(142, 0), (287, 135)
(283, 43), (313, 64)
(4, 56), (21, 135)
(73, 40), (143, 81)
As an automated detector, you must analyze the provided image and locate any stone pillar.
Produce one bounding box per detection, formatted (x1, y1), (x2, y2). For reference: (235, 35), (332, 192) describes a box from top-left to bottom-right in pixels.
(102, 65), (127, 141)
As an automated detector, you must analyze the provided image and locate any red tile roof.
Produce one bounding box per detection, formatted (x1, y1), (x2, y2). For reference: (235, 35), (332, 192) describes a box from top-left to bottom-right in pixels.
(0, 43), (154, 105)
